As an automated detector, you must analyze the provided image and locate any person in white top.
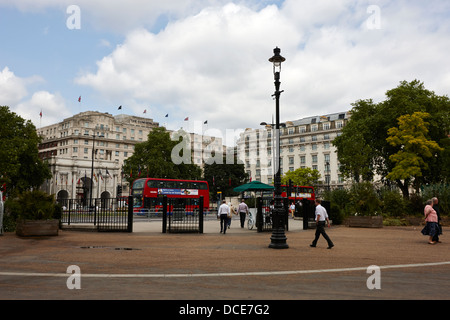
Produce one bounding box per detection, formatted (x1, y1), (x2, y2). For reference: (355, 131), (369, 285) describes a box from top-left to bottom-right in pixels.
(310, 199), (334, 249)
(218, 200), (230, 234)
(238, 199), (249, 228)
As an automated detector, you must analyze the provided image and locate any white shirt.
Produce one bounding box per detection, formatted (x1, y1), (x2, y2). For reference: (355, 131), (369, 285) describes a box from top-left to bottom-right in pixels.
(218, 203), (230, 216)
(238, 202), (248, 213)
(315, 204), (328, 221)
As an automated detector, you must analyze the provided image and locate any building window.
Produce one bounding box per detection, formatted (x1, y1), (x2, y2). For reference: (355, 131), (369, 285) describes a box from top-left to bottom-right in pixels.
(312, 155), (318, 163)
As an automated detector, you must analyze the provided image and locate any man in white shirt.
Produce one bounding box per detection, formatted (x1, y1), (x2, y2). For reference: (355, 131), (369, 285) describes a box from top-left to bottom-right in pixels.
(238, 199), (249, 228)
(218, 200), (230, 234)
(310, 199), (334, 249)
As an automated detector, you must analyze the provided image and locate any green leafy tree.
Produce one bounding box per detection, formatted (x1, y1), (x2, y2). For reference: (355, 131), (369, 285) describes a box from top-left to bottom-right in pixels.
(333, 80), (450, 197)
(281, 167), (321, 186)
(203, 154), (248, 198)
(0, 106), (51, 196)
(386, 112), (443, 194)
(123, 127), (202, 184)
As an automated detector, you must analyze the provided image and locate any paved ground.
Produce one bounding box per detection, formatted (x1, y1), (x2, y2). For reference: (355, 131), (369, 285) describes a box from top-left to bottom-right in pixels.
(0, 218), (449, 302)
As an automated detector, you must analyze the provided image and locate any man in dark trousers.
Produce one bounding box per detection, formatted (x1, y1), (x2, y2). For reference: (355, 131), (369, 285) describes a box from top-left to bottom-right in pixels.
(310, 199), (334, 249)
(238, 199), (249, 228)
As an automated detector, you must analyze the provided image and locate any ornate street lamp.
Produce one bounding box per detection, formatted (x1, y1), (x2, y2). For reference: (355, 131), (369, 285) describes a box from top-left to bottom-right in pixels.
(268, 47), (288, 249)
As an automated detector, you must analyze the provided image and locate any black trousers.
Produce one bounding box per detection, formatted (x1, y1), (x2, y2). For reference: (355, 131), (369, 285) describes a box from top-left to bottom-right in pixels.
(312, 221), (333, 247)
(239, 212), (246, 228)
(220, 214), (229, 233)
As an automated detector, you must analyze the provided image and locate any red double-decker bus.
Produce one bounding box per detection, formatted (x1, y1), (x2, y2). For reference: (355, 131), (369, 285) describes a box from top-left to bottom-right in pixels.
(281, 185), (315, 202)
(131, 178), (209, 214)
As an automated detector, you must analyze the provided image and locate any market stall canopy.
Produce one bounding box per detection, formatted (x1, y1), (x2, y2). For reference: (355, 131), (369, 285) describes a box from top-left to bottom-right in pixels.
(233, 181), (274, 192)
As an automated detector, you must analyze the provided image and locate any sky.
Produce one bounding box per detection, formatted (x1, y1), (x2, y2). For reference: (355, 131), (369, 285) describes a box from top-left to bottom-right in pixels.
(1, 0), (449, 145)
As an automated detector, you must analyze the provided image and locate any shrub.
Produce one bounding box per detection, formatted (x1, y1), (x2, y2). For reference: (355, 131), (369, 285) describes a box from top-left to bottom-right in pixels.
(380, 188), (406, 217)
(349, 182), (381, 216)
(6, 190), (57, 221)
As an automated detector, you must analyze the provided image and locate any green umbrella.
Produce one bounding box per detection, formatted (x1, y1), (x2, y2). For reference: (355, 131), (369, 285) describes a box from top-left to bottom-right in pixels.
(233, 180), (274, 193)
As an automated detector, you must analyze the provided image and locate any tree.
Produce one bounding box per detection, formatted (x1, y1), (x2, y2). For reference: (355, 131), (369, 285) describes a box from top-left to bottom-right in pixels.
(386, 112), (443, 195)
(333, 99), (378, 182)
(281, 167), (321, 186)
(123, 127), (202, 185)
(0, 106), (51, 196)
(333, 80), (450, 197)
(203, 154), (248, 198)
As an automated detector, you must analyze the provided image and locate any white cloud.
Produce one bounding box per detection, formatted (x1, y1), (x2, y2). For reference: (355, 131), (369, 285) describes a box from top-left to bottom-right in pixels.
(16, 91), (72, 128)
(75, 1), (450, 136)
(75, 3), (302, 132)
(0, 0), (237, 33)
(3, 0), (449, 137)
(0, 67), (30, 106)
(0, 66), (71, 127)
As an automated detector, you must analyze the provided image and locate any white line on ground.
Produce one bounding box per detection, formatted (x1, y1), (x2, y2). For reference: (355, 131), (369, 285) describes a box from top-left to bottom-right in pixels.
(1, 261), (449, 278)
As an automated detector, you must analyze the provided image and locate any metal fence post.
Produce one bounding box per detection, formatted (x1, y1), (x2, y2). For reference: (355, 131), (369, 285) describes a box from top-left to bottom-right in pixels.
(257, 197), (263, 232)
(162, 195), (167, 233)
(199, 196), (204, 234)
(127, 195), (133, 233)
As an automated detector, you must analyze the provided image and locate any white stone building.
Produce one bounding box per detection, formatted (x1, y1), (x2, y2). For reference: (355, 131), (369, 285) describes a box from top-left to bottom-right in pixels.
(37, 111), (159, 201)
(37, 111), (223, 202)
(236, 111), (351, 190)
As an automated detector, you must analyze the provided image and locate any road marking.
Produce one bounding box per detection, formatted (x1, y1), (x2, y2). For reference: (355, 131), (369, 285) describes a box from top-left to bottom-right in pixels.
(1, 261), (449, 278)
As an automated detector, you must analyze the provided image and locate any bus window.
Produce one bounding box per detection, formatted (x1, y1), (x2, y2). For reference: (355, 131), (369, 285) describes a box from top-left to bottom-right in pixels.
(198, 182), (208, 190)
(133, 179), (145, 189)
(147, 180), (158, 188)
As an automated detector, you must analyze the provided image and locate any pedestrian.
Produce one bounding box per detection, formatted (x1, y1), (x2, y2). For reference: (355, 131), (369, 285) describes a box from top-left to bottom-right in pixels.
(217, 200), (230, 234)
(289, 202), (295, 218)
(310, 199), (334, 249)
(238, 199), (249, 228)
(228, 203), (236, 229)
(421, 199), (439, 244)
(432, 197), (442, 243)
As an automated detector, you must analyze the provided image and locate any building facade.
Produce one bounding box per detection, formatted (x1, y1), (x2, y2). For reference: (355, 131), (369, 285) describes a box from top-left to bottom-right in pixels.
(236, 111), (351, 191)
(37, 111), (224, 202)
(38, 111), (159, 201)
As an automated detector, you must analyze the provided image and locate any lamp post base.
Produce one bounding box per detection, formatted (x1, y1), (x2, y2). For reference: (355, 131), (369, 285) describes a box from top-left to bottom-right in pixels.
(268, 227), (289, 249)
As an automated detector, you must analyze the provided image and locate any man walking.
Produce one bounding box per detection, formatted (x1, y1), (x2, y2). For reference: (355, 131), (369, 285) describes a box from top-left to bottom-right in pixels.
(310, 199), (334, 249)
(218, 200), (230, 234)
(238, 199), (249, 228)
